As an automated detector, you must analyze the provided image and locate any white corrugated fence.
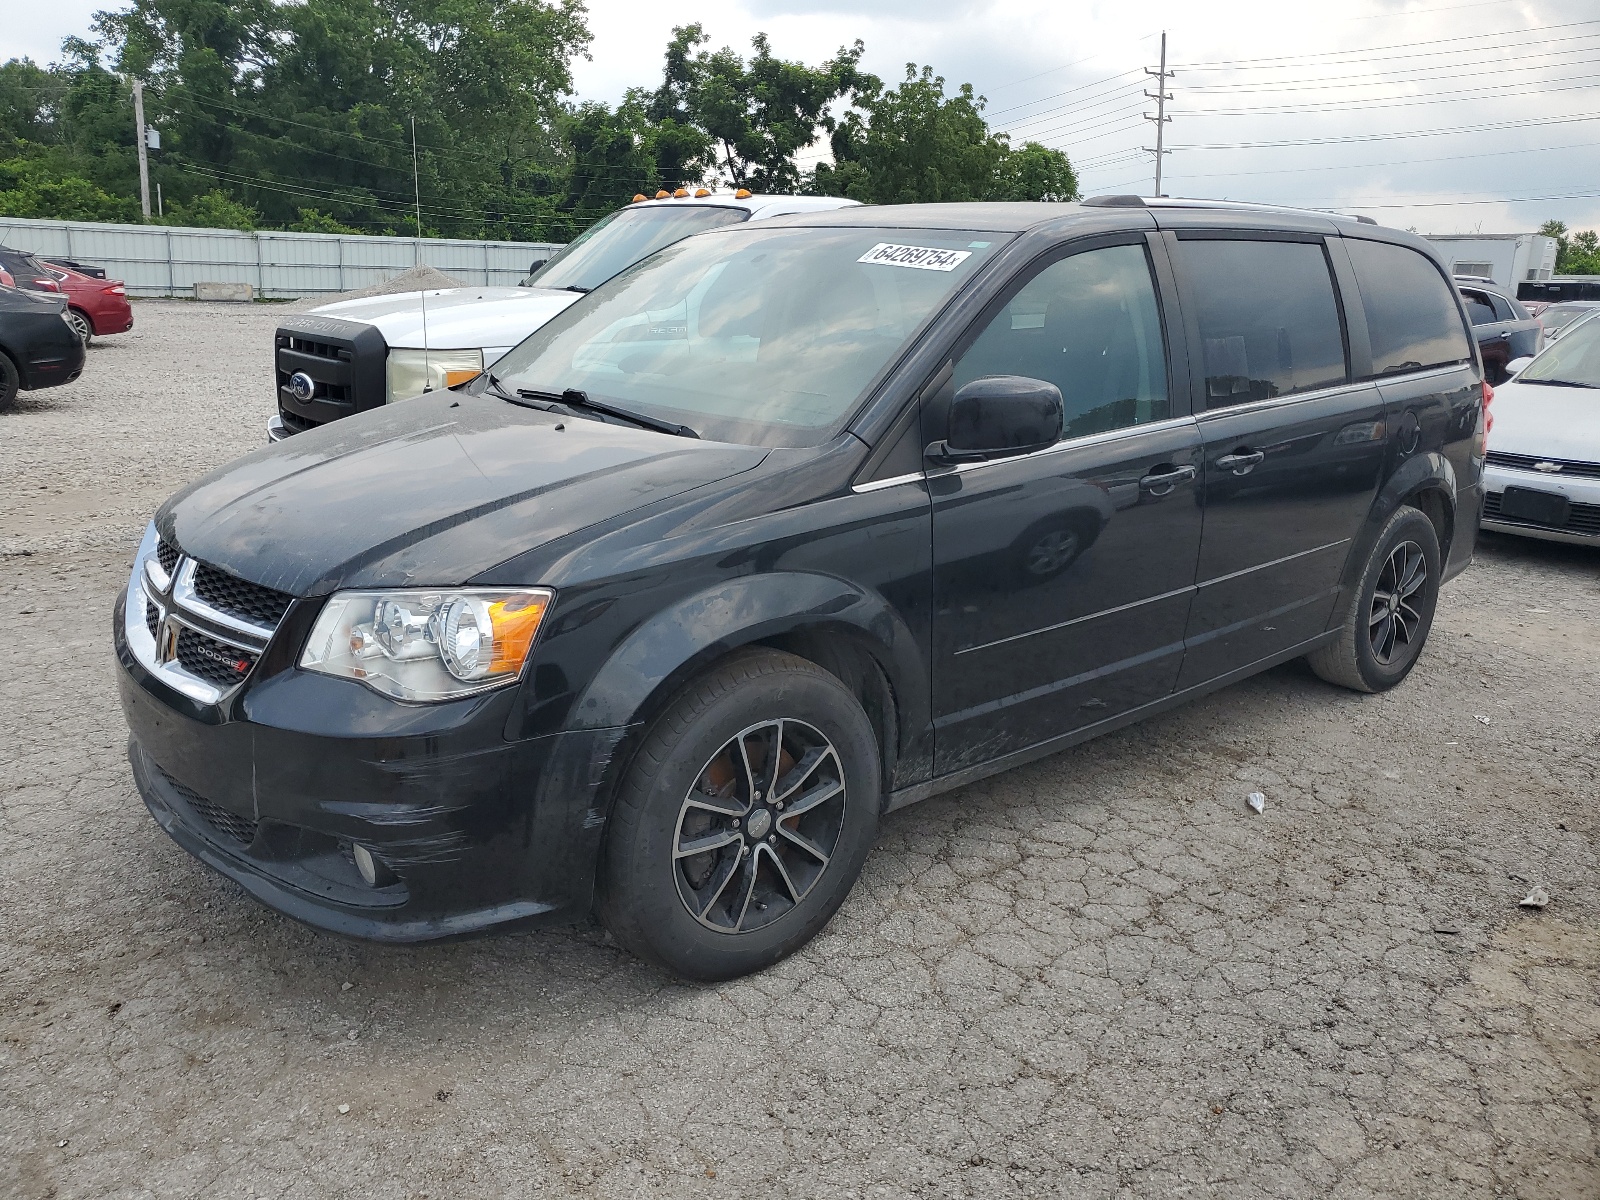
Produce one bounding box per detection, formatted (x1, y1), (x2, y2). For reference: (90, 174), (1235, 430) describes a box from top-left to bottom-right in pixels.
(0, 216), (564, 298)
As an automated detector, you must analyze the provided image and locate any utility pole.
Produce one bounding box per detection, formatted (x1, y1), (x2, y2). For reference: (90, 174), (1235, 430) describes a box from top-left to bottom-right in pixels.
(133, 80), (152, 218)
(1143, 31), (1174, 197)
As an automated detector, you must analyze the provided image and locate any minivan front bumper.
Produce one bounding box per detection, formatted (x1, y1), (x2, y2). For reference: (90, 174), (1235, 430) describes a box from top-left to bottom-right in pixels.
(115, 591), (626, 941)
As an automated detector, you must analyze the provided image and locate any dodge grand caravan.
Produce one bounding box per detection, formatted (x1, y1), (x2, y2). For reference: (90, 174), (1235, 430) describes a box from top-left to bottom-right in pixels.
(117, 198), (1486, 980)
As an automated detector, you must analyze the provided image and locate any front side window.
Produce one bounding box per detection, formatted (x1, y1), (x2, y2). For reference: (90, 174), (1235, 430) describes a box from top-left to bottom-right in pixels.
(532, 205), (751, 293)
(494, 226), (1000, 446)
(955, 243), (1170, 439)
(1174, 238), (1347, 408)
(1345, 239), (1474, 378)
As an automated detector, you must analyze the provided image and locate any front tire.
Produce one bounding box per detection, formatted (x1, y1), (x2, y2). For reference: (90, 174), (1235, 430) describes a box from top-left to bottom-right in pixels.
(1308, 504), (1441, 693)
(0, 351), (18, 413)
(598, 649), (881, 981)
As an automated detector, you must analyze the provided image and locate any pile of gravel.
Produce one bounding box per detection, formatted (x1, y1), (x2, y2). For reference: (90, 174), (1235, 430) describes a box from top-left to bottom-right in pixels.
(288, 264), (466, 310)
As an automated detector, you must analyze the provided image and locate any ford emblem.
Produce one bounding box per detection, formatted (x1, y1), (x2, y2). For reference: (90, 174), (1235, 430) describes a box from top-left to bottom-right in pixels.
(288, 371), (316, 403)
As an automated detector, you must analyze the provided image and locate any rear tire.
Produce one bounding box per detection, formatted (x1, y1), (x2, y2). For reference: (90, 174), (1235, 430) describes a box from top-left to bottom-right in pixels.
(0, 352), (19, 413)
(598, 649), (881, 981)
(65, 308), (92, 345)
(1307, 504), (1441, 693)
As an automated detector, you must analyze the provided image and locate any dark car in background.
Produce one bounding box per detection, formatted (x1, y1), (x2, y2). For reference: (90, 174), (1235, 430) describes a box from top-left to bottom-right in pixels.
(115, 198), (1485, 980)
(1457, 278), (1542, 383)
(0, 283), (87, 411)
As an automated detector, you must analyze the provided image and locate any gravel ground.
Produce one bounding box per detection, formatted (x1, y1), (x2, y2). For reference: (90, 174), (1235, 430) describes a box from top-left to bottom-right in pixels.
(2, 300), (1598, 1199)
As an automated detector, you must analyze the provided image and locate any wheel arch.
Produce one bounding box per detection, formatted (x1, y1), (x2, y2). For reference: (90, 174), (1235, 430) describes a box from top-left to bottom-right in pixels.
(568, 571), (927, 803)
(1339, 451), (1457, 594)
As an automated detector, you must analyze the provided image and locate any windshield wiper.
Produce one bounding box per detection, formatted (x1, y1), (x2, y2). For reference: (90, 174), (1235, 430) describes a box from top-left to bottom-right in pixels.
(515, 387), (699, 439)
(481, 370), (518, 401)
(1517, 377), (1593, 388)
(560, 285), (591, 294)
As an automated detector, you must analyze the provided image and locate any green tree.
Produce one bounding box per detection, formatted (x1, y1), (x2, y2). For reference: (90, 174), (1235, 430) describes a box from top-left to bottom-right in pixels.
(647, 24), (875, 192)
(808, 65), (1078, 205)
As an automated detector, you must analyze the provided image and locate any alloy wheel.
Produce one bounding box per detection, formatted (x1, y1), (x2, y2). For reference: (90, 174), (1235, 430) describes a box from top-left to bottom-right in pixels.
(1368, 539), (1428, 665)
(673, 718), (847, 934)
(66, 310), (91, 344)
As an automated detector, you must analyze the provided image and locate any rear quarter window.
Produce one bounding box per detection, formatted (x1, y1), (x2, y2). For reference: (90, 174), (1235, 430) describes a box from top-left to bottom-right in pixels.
(1346, 239), (1474, 377)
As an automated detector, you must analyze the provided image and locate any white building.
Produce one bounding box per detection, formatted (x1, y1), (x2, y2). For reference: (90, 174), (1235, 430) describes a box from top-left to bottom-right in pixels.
(1423, 234), (1558, 290)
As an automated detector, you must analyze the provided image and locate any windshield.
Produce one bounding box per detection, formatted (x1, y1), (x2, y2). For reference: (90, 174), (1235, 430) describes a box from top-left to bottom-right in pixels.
(1518, 313), (1600, 389)
(493, 226), (1002, 446)
(1543, 305), (1598, 335)
(530, 205), (750, 292)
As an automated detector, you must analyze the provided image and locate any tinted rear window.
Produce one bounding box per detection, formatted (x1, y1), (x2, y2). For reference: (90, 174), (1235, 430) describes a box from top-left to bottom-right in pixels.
(1345, 239), (1473, 377)
(1175, 238), (1348, 407)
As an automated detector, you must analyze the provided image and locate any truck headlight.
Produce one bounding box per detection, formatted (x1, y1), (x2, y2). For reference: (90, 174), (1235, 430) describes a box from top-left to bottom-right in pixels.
(384, 348), (484, 404)
(299, 588), (552, 701)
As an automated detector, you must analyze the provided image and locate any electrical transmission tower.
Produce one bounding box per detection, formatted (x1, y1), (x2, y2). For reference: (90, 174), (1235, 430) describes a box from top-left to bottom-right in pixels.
(1143, 31), (1174, 197)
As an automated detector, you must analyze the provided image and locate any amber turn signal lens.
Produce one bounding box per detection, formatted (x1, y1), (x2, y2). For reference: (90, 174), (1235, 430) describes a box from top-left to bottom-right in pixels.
(485, 593), (550, 676)
(444, 369), (481, 388)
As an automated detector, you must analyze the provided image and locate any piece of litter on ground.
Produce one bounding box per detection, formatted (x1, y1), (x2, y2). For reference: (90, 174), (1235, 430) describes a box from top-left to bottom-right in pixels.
(1431, 923), (1461, 935)
(340, 982), (353, 991)
(1519, 886), (1550, 910)
(337, 1103), (350, 1114)
(57, 1140), (68, 1148)
(1474, 714), (1491, 724)
(1444, 741), (1458, 745)
(1246, 792), (1266, 814)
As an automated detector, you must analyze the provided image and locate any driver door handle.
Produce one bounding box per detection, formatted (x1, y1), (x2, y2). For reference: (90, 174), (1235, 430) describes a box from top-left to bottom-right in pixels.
(1215, 449), (1265, 474)
(1139, 463), (1197, 495)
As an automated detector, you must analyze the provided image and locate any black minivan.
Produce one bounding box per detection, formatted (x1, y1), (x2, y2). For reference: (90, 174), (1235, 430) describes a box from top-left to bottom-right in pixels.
(116, 198), (1486, 979)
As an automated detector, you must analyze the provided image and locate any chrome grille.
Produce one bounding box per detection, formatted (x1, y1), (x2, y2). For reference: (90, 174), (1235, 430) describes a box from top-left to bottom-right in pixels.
(127, 533), (293, 704)
(175, 626), (259, 686)
(1485, 451), (1600, 480)
(191, 562), (293, 627)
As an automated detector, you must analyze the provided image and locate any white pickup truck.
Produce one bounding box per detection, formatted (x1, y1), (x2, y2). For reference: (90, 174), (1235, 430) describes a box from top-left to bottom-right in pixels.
(267, 191), (858, 440)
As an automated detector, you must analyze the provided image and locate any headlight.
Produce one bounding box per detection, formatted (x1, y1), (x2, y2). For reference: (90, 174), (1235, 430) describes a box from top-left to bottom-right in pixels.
(385, 348), (484, 404)
(299, 588), (552, 701)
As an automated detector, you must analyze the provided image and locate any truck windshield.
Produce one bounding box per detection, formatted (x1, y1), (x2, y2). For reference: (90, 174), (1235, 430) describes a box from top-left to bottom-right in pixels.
(493, 225), (1001, 446)
(530, 206), (750, 293)
(1517, 315), (1600, 390)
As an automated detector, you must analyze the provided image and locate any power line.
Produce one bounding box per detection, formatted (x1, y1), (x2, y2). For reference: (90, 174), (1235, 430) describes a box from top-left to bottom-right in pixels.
(1171, 110), (1600, 151)
(1177, 77), (1600, 118)
(1171, 19), (1600, 71)
(1160, 138), (1600, 182)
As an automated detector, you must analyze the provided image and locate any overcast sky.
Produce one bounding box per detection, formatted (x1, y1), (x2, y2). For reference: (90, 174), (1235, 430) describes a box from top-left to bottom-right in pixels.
(10, 0), (1600, 232)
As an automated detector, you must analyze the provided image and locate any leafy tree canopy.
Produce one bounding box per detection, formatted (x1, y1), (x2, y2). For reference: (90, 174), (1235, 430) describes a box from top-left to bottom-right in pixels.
(808, 65), (1077, 205)
(1, 8), (1082, 238)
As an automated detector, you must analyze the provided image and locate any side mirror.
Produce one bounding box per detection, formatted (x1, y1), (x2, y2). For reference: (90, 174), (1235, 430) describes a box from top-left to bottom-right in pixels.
(929, 375), (1063, 463)
(1504, 356), (1534, 378)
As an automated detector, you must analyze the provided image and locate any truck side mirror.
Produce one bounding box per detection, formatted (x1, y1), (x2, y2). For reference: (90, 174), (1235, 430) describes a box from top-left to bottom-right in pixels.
(927, 375), (1063, 463)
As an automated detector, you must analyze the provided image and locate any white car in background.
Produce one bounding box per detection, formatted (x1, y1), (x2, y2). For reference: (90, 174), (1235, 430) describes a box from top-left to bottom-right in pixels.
(267, 190), (860, 440)
(1480, 314), (1600, 546)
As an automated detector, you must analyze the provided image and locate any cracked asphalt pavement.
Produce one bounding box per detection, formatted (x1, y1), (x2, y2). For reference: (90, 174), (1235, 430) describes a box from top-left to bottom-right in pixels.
(2, 301), (1598, 1199)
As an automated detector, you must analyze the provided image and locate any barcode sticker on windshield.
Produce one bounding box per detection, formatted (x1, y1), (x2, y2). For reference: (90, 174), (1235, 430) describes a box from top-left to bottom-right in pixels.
(858, 243), (972, 272)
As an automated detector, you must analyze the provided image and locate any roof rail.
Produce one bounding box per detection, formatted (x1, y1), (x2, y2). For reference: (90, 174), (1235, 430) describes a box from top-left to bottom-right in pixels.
(1083, 194), (1378, 225)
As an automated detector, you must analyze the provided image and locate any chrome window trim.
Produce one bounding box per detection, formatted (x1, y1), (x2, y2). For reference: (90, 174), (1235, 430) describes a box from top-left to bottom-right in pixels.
(1195, 378), (1375, 422)
(851, 472), (925, 494)
(943, 414), (1200, 477)
(171, 559), (278, 642)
